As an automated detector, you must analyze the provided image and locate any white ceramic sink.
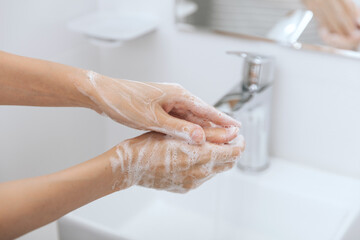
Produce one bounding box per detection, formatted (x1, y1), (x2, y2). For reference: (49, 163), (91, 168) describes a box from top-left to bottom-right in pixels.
(58, 158), (360, 240)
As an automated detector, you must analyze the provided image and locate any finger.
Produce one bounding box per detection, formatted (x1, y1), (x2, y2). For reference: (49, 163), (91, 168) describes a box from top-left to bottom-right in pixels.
(182, 112), (213, 128)
(320, 27), (359, 49)
(311, 0), (345, 34)
(204, 126), (239, 144)
(182, 176), (196, 190)
(344, 0), (358, 20)
(307, 1), (336, 33)
(319, 27), (335, 45)
(190, 158), (235, 179)
(334, 1), (357, 35)
(154, 107), (205, 144)
(326, 2), (344, 34)
(194, 174), (215, 188)
(182, 174), (215, 190)
(320, 5), (345, 35)
(213, 162), (236, 173)
(187, 168), (209, 180)
(341, 0), (359, 32)
(169, 109), (213, 128)
(326, 0), (357, 36)
(183, 96), (241, 127)
(197, 136), (245, 165)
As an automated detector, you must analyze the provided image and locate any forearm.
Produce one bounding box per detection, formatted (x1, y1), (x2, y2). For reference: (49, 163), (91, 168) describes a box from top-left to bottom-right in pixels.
(0, 50), (97, 109)
(0, 151), (116, 239)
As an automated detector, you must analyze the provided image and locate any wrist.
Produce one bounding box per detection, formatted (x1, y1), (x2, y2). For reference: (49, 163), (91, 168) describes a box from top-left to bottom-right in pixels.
(107, 142), (140, 192)
(78, 153), (119, 197)
(72, 69), (103, 112)
(76, 72), (131, 117)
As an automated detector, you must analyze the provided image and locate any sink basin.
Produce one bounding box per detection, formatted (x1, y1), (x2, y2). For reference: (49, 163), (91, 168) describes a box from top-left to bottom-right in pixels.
(58, 158), (360, 240)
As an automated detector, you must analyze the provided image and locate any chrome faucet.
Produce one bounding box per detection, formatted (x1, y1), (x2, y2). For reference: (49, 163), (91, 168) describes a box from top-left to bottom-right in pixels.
(215, 52), (275, 172)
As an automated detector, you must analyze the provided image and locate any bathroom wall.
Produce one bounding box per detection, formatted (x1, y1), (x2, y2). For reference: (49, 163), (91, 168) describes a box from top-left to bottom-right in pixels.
(0, 1), (106, 239)
(97, 0), (360, 179)
(0, 0), (106, 181)
(1, 1), (359, 239)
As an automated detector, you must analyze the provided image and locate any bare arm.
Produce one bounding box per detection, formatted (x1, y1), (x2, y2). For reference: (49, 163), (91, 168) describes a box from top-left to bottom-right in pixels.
(0, 150), (115, 240)
(0, 51), (244, 238)
(0, 51), (240, 144)
(0, 132), (244, 239)
(302, 0), (360, 36)
(301, 0), (360, 50)
(0, 50), (96, 109)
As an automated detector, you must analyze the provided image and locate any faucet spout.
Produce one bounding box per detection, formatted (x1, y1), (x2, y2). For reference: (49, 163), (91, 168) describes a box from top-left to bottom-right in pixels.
(215, 52), (275, 172)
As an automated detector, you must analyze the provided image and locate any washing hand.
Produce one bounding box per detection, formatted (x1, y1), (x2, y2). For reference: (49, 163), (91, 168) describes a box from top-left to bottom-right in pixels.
(302, 0), (360, 49)
(108, 131), (245, 193)
(319, 27), (360, 50)
(79, 72), (241, 144)
(0, 51), (245, 239)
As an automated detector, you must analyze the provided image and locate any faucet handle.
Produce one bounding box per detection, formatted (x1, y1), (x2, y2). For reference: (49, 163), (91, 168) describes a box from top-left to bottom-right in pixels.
(227, 51), (275, 92)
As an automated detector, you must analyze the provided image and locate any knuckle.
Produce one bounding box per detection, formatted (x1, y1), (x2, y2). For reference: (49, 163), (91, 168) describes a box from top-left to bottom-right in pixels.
(195, 170), (209, 180)
(173, 83), (184, 88)
(225, 162), (236, 171)
(170, 83), (185, 91)
(229, 146), (241, 158)
(233, 144), (245, 156)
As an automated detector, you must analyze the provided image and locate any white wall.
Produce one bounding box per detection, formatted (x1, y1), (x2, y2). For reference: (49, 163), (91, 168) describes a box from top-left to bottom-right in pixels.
(0, 1), (107, 239)
(0, 0), (359, 239)
(0, 0), (108, 182)
(97, 0), (360, 179)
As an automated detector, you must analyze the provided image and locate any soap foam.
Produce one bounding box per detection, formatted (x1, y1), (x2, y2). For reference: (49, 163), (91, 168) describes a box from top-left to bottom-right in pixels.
(109, 133), (244, 193)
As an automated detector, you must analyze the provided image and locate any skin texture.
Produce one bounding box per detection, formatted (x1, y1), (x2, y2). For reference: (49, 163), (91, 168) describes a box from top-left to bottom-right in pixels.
(319, 27), (360, 50)
(0, 132), (244, 239)
(111, 132), (245, 193)
(0, 51), (244, 238)
(80, 72), (241, 144)
(0, 51), (98, 109)
(0, 154), (116, 240)
(0, 51), (240, 144)
(302, 0), (360, 49)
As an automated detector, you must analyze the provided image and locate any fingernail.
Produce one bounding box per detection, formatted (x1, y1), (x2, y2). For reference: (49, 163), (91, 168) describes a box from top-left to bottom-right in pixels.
(226, 126), (239, 136)
(191, 128), (205, 144)
(232, 135), (245, 151)
(233, 120), (242, 128)
(230, 117), (242, 128)
(223, 114), (242, 127)
(238, 135), (245, 151)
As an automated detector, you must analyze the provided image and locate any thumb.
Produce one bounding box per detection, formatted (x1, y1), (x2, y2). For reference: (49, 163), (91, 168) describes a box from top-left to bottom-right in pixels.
(204, 126), (239, 144)
(154, 108), (205, 144)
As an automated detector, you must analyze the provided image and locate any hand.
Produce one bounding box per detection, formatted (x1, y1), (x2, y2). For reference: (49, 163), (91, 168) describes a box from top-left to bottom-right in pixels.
(81, 72), (241, 144)
(302, 0), (360, 36)
(319, 27), (360, 50)
(108, 131), (245, 193)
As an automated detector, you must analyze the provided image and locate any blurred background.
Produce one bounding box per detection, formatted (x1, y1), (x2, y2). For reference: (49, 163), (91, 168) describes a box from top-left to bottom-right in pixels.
(0, 0), (359, 239)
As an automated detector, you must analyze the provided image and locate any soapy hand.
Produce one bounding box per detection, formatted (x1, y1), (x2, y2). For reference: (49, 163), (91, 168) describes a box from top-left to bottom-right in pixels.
(302, 0), (360, 41)
(81, 72), (241, 144)
(109, 131), (245, 193)
(319, 27), (360, 50)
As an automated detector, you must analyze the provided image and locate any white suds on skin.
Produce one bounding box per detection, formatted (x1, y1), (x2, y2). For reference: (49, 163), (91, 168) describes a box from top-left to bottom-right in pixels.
(110, 156), (121, 173)
(86, 71), (98, 87)
(75, 71), (245, 193)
